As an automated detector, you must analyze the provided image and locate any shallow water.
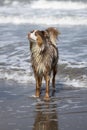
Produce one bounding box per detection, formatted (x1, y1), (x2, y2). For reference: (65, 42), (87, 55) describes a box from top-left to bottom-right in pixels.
(0, 0), (87, 88)
(0, 80), (87, 130)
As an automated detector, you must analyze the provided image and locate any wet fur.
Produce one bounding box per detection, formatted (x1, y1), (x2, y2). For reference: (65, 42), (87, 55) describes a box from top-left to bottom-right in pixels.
(28, 27), (60, 100)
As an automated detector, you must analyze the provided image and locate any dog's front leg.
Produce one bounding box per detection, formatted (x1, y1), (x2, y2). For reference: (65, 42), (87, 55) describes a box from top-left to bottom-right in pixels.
(35, 76), (42, 97)
(44, 75), (50, 100)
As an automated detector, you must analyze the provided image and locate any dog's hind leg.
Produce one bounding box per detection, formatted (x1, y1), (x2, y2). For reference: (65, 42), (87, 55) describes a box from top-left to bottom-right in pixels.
(52, 66), (57, 91)
(44, 75), (50, 100)
(39, 77), (42, 95)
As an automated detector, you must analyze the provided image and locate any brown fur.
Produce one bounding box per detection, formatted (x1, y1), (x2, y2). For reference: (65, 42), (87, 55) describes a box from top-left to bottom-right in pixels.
(28, 28), (60, 100)
(45, 27), (60, 46)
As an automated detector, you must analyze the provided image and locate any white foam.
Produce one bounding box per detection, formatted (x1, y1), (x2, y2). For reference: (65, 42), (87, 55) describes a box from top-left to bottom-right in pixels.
(59, 59), (87, 69)
(0, 0), (87, 26)
(0, 67), (87, 88)
(0, 15), (87, 26)
(31, 95), (37, 98)
(58, 104), (69, 109)
(3, 0), (87, 10)
(20, 105), (31, 108)
(4, 0), (20, 6)
(4, 0), (10, 4)
(64, 76), (87, 88)
(0, 69), (35, 83)
(31, 0), (87, 10)
(67, 62), (87, 68)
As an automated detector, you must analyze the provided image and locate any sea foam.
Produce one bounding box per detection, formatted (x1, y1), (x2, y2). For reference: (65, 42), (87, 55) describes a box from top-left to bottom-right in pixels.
(0, 0), (87, 26)
(0, 15), (87, 26)
(31, 0), (87, 10)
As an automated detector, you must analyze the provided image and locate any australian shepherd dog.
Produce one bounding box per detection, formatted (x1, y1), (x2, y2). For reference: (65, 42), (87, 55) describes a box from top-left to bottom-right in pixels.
(28, 27), (60, 100)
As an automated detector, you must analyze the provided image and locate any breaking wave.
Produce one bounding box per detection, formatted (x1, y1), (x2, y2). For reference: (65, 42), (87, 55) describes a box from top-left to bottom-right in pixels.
(0, 0), (87, 26)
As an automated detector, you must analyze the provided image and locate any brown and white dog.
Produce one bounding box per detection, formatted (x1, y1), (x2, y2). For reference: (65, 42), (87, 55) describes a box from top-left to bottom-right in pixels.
(28, 27), (60, 100)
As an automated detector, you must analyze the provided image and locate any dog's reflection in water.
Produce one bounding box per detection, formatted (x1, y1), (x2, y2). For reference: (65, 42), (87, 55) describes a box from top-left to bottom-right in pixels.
(33, 101), (58, 130)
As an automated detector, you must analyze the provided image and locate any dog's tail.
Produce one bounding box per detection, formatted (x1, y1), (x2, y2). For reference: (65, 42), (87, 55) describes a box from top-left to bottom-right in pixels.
(45, 27), (60, 46)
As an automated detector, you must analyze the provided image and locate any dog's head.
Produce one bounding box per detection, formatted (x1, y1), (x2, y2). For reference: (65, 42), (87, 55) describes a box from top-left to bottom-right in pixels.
(45, 27), (60, 46)
(28, 27), (60, 51)
(28, 30), (47, 50)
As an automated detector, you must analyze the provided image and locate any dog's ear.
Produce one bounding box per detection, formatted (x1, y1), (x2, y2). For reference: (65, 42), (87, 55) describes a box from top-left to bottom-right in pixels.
(36, 31), (47, 52)
(37, 34), (43, 47)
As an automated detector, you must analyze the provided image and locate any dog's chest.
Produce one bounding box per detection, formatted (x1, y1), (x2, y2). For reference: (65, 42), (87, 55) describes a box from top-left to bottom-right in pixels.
(32, 52), (47, 74)
(31, 44), (58, 75)
(31, 46), (46, 73)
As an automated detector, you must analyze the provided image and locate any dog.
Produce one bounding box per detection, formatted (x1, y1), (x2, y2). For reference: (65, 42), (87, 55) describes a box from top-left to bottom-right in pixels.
(28, 27), (60, 100)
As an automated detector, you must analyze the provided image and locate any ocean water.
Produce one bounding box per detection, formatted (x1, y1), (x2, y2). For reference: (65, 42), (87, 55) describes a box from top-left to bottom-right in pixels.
(0, 0), (87, 88)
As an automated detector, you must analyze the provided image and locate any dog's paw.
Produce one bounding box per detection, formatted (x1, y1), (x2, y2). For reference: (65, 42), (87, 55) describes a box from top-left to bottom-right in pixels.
(44, 96), (50, 101)
(32, 95), (39, 98)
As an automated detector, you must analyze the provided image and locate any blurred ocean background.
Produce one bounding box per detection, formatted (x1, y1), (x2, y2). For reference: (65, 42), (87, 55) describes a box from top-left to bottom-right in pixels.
(0, 0), (87, 88)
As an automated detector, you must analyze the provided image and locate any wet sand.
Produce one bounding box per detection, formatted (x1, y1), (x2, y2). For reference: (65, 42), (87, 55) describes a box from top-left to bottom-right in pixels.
(0, 80), (87, 130)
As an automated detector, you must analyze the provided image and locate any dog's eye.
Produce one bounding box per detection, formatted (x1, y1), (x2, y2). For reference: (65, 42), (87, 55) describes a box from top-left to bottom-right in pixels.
(31, 30), (34, 33)
(35, 32), (37, 36)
